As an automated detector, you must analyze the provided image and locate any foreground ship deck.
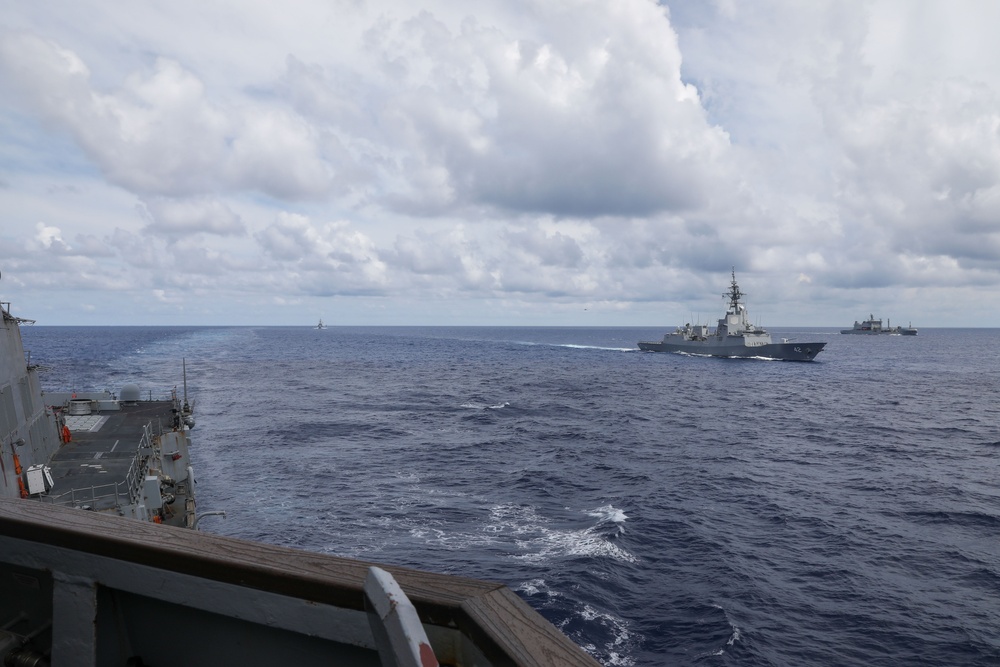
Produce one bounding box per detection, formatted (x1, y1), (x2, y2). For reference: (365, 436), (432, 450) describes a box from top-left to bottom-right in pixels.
(2, 289), (599, 666)
(1, 499), (596, 666)
(38, 394), (196, 527)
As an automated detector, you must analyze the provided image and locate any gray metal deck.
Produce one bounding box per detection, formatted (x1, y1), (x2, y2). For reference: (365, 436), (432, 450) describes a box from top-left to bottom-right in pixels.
(44, 400), (177, 513)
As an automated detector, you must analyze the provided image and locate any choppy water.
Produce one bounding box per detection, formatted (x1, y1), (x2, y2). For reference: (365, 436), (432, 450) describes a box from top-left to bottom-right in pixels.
(21, 325), (1000, 666)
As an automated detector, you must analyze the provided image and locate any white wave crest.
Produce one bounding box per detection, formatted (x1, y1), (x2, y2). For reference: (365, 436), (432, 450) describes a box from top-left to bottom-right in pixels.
(586, 504), (628, 526)
(516, 578), (561, 598)
(483, 504), (637, 564)
(557, 344), (636, 353)
(697, 603), (742, 658)
(579, 604), (636, 666)
(460, 400), (510, 410)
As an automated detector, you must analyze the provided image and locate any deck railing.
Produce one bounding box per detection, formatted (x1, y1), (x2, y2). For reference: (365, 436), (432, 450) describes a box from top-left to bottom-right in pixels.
(0, 498), (600, 666)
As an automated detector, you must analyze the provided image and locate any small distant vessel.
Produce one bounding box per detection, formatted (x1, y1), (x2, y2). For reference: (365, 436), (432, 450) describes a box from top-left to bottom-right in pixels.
(638, 269), (826, 361)
(841, 315), (917, 335)
(316, 318), (326, 329)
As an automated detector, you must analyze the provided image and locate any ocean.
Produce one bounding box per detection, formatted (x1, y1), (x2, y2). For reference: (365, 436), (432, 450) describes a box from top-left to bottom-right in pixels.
(20, 325), (1000, 666)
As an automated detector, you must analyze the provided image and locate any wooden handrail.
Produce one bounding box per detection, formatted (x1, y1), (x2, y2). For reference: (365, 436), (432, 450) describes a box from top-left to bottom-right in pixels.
(0, 498), (598, 666)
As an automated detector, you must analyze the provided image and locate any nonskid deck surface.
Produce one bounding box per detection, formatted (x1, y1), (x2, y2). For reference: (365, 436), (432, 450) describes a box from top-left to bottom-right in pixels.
(46, 401), (176, 511)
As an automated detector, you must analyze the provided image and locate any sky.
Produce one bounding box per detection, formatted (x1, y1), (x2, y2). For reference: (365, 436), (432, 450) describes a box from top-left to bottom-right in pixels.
(1, 0), (999, 327)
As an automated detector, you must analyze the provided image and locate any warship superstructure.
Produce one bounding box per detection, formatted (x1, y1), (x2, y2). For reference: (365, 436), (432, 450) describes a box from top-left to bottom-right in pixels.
(0, 287), (598, 666)
(639, 270), (827, 361)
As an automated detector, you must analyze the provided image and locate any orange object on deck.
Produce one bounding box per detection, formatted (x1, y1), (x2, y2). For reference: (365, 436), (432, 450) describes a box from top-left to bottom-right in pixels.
(11, 450), (27, 498)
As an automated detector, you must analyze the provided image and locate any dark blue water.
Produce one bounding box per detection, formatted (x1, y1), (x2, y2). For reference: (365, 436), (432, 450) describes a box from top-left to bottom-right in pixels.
(20, 325), (1000, 666)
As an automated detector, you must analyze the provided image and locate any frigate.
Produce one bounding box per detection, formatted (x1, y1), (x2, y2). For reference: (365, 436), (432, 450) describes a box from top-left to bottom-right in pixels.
(0, 278), (597, 666)
(638, 270), (827, 361)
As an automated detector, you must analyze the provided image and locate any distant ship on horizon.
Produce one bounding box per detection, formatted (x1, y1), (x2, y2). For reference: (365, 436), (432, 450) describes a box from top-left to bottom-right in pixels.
(841, 315), (917, 335)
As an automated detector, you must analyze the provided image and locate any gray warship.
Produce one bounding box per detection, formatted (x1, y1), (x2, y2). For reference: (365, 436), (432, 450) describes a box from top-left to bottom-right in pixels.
(1, 286), (597, 665)
(841, 315), (917, 335)
(639, 270), (827, 361)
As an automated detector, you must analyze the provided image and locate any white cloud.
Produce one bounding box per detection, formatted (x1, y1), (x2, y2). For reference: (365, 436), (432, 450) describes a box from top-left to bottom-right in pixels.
(31, 223), (71, 253)
(390, 229), (472, 276)
(2, 1), (1000, 325)
(256, 213), (389, 294)
(138, 197), (246, 237)
(355, 2), (734, 217)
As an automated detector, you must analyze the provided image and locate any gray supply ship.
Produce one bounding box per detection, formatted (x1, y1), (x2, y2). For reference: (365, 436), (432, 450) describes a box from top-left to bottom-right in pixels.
(638, 270), (827, 361)
(841, 315), (917, 335)
(1, 283), (597, 666)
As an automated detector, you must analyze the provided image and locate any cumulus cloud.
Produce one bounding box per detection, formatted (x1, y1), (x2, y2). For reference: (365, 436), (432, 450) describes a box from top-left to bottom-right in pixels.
(69, 234), (117, 258)
(256, 213), (388, 293)
(31, 223), (72, 253)
(0, 33), (336, 200)
(3, 1), (738, 219)
(138, 197), (246, 237)
(340, 2), (733, 217)
(390, 229), (471, 276)
(0, 37), (222, 194)
(2, 1), (1000, 324)
(502, 225), (587, 268)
